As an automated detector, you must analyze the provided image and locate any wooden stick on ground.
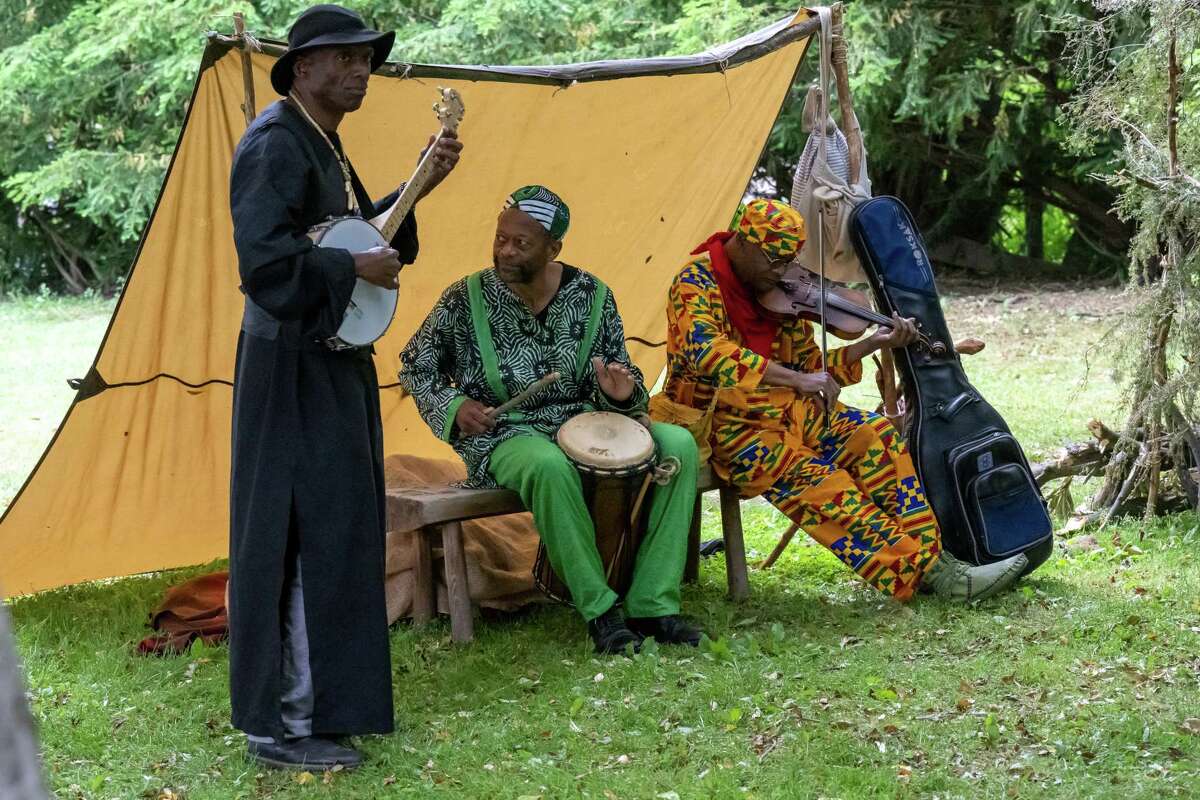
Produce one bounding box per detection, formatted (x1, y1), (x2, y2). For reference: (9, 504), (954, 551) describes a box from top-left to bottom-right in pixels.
(1030, 441), (1107, 487)
(759, 523), (800, 569)
(1086, 418), (1121, 450)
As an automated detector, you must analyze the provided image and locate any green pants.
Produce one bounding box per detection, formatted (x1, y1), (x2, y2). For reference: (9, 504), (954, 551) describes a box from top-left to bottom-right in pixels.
(490, 423), (698, 621)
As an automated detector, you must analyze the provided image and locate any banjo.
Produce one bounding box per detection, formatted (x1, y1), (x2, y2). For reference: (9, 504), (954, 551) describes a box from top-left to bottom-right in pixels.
(308, 87), (465, 350)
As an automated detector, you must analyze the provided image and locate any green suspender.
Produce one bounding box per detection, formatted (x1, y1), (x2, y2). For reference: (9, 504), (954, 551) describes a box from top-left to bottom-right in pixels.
(467, 270), (608, 410)
(576, 278), (609, 382)
(466, 271), (511, 404)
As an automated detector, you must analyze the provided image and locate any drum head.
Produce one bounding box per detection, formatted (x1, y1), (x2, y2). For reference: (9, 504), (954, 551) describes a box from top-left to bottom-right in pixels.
(556, 412), (654, 472)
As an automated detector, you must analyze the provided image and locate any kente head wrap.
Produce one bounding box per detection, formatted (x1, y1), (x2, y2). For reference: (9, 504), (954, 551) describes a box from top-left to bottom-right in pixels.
(729, 198), (806, 260)
(503, 185), (571, 241)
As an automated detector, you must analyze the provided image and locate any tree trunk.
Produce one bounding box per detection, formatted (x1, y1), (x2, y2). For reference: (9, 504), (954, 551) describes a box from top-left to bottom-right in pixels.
(927, 236), (1062, 275)
(1025, 187), (1044, 260)
(1091, 29), (1199, 523)
(0, 595), (47, 799)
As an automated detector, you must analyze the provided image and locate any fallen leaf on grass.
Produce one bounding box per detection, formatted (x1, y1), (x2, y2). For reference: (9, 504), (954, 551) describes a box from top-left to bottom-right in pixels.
(296, 771), (314, 785)
(1064, 534), (1099, 552)
(1180, 718), (1200, 735)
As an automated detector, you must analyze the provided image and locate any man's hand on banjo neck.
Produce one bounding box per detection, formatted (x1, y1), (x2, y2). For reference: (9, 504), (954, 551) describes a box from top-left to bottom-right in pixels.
(350, 131), (463, 291)
(354, 131), (463, 289)
(418, 131), (463, 200)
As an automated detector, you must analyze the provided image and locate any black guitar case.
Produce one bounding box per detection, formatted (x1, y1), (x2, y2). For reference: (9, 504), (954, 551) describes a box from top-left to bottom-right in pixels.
(849, 196), (1053, 572)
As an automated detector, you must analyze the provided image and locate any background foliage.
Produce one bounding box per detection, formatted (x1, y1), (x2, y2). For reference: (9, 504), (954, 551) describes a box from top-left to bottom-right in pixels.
(0, 0), (1141, 293)
(1061, 0), (1200, 515)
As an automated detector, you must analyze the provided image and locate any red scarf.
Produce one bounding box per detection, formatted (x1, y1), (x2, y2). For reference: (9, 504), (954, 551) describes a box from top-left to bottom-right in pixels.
(691, 232), (779, 358)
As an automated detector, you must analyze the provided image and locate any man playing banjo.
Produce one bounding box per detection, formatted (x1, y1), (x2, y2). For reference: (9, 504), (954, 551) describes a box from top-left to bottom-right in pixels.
(654, 199), (1028, 602)
(227, 4), (462, 771)
(399, 185), (703, 654)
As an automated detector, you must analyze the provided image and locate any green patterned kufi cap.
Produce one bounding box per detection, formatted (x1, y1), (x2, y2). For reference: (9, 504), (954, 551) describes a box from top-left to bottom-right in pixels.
(503, 185), (571, 241)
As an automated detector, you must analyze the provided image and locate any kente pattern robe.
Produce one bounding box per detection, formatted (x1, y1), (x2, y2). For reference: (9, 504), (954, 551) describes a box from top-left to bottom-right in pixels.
(660, 254), (941, 600)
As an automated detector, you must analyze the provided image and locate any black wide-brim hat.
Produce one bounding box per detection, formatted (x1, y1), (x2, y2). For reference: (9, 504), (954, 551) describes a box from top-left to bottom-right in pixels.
(270, 4), (395, 96)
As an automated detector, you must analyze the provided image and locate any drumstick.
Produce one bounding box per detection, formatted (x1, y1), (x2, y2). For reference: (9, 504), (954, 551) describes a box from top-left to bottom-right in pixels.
(488, 372), (560, 418)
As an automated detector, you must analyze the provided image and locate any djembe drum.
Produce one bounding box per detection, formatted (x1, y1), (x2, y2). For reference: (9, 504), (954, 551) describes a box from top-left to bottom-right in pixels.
(533, 411), (676, 605)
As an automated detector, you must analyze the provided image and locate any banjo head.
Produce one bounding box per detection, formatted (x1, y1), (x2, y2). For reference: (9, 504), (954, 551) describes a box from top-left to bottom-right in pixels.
(313, 217), (397, 347)
(556, 412), (655, 475)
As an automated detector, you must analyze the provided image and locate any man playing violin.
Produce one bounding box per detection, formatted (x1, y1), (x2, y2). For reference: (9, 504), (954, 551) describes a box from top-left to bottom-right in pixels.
(655, 199), (1027, 602)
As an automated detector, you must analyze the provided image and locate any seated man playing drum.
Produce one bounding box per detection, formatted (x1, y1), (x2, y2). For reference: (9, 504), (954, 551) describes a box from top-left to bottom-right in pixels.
(653, 199), (1027, 602)
(399, 185), (702, 653)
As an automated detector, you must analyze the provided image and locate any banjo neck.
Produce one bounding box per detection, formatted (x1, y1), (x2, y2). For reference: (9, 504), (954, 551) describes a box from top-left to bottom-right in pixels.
(368, 88), (464, 242)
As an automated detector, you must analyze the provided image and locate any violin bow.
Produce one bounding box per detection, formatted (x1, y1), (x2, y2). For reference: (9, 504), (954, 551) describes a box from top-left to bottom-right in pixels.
(816, 10), (832, 434)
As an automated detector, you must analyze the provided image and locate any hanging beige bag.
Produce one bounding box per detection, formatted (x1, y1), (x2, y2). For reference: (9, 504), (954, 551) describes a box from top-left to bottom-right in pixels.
(789, 5), (870, 285)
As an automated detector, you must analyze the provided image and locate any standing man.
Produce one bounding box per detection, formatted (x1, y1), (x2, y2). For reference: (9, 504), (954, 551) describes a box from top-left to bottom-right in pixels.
(228, 5), (462, 770)
(399, 186), (703, 654)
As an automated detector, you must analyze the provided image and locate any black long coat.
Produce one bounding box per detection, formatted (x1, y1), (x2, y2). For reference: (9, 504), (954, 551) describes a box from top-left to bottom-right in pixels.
(227, 100), (418, 739)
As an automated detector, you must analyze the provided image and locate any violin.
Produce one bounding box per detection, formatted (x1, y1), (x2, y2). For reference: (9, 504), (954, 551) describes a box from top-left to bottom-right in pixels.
(757, 264), (948, 356)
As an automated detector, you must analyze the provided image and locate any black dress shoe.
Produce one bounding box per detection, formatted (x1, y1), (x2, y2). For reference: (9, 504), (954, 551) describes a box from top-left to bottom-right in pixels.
(587, 606), (642, 654)
(246, 736), (364, 770)
(627, 615), (703, 647)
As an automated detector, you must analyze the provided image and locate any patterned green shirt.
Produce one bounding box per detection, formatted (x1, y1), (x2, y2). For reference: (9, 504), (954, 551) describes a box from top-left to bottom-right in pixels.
(398, 265), (649, 487)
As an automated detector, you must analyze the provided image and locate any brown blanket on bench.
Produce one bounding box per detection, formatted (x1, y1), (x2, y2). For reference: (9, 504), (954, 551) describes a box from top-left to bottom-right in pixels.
(138, 455), (543, 654)
(383, 454), (544, 624)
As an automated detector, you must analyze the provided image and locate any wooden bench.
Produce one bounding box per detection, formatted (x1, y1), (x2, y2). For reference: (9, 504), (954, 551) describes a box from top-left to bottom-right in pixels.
(386, 464), (748, 643)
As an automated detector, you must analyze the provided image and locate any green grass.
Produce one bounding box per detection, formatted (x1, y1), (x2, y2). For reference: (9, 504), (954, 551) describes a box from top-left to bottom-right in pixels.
(6, 283), (1200, 799)
(0, 291), (115, 508)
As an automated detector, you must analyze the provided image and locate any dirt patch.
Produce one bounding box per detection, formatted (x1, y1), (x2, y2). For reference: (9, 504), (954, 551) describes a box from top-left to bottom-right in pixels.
(934, 276), (1132, 362)
(938, 274), (1131, 321)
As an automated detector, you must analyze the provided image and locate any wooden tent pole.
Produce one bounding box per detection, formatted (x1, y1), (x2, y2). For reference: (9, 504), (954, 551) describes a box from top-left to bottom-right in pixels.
(234, 12), (257, 125)
(829, 4), (862, 183)
(829, 4), (900, 425)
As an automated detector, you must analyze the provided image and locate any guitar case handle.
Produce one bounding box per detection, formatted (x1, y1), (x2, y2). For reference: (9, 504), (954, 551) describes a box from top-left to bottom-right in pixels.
(933, 391), (978, 421)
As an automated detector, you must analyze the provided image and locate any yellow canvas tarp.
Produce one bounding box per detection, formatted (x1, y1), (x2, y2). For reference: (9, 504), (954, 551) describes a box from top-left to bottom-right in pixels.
(0, 13), (814, 595)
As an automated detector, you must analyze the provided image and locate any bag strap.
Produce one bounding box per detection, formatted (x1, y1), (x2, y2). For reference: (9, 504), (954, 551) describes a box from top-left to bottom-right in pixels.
(575, 277), (610, 382)
(466, 271), (511, 404)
